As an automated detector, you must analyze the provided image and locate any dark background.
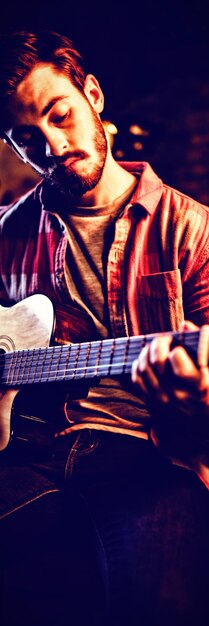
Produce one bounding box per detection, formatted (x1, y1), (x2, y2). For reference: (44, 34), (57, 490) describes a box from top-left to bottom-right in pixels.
(1, 0), (209, 204)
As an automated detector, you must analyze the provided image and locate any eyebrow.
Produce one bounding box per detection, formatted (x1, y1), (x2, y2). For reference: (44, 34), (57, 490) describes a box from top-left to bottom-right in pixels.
(41, 95), (67, 116)
(5, 95), (69, 137)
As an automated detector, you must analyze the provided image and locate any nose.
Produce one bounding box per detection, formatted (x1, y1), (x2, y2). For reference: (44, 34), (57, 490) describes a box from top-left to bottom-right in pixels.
(43, 128), (69, 158)
(45, 140), (68, 158)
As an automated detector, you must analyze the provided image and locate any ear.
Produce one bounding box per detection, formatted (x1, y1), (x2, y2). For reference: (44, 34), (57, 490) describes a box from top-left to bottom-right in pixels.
(84, 74), (104, 114)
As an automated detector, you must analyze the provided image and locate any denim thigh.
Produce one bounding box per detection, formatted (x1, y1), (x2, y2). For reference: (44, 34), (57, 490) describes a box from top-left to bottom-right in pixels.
(67, 430), (209, 626)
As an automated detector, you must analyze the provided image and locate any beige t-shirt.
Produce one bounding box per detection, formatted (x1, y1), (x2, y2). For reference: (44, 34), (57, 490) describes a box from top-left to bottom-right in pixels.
(64, 187), (130, 338)
(63, 182), (150, 439)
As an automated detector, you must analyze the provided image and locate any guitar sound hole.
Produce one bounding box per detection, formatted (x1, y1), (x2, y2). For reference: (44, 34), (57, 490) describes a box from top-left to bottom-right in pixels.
(0, 335), (16, 352)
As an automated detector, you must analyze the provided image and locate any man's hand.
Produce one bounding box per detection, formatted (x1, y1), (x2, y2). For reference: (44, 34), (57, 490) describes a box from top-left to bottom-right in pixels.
(131, 321), (209, 463)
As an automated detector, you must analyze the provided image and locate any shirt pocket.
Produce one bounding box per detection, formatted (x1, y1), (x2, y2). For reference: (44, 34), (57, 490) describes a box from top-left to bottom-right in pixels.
(138, 269), (183, 333)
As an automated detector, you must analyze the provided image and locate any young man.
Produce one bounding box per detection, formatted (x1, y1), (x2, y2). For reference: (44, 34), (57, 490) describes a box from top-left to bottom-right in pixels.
(0, 30), (209, 626)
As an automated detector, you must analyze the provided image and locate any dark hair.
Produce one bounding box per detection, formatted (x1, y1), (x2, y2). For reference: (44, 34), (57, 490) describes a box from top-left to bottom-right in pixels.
(0, 30), (86, 132)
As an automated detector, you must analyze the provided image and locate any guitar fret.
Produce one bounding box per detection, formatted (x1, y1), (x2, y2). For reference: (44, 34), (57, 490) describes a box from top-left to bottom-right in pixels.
(46, 346), (60, 381)
(6, 349), (17, 385)
(37, 348), (48, 383)
(71, 342), (97, 380)
(58, 345), (70, 381)
(82, 340), (99, 378)
(19, 348), (46, 384)
(93, 340), (103, 377)
(31, 348), (42, 384)
(106, 338), (124, 376)
(21, 350), (31, 383)
(107, 339), (115, 376)
(53, 344), (62, 381)
(44, 347), (55, 381)
(53, 344), (72, 382)
(83, 342), (91, 377)
(18, 349), (40, 384)
(122, 337), (130, 374)
(73, 342), (92, 379)
(13, 349), (28, 384)
(70, 343), (81, 379)
(123, 337), (144, 373)
(63, 343), (71, 380)
(99, 339), (114, 376)
(0, 329), (203, 388)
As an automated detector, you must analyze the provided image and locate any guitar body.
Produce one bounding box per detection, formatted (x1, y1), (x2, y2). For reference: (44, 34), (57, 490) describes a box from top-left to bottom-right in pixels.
(0, 295), (97, 455)
(0, 295), (54, 452)
(0, 294), (54, 353)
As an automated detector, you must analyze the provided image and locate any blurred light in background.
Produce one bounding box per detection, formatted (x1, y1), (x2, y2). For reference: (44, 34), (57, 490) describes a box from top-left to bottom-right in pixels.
(102, 120), (118, 148)
(115, 149), (125, 158)
(129, 124), (149, 137)
(132, 141), (144, 151)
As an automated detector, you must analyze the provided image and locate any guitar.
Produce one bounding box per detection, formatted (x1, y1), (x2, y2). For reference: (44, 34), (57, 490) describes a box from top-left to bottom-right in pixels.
(0, 294), (208, 454)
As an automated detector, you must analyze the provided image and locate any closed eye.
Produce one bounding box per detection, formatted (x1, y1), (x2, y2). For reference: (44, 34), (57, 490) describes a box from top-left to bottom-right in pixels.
(14, 135), (33, 148)
(11, 126), (49, 151)
(51, 110), (70, 125)
(11, 127), (36, 148)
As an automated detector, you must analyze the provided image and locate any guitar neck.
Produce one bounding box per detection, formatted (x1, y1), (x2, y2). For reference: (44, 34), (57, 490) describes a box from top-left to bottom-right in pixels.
(0, 329), (201, 388)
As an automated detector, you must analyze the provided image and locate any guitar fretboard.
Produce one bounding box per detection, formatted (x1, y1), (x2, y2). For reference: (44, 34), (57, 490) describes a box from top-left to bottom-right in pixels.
(0, 330), (200, 388)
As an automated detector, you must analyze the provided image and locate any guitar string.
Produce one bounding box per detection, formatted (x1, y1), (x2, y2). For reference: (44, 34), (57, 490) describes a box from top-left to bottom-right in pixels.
(0, 332), (201, 369)
(0, 329), (200, 372)
(0, 332), (200, 385)
(0, 332), (199, 365)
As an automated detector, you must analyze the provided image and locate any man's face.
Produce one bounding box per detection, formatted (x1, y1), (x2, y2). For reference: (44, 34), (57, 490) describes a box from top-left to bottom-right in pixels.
(4, 64), (108, 197)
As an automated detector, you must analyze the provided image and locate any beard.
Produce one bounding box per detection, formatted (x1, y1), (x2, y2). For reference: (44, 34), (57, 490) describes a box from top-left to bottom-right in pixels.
(44, 106), (108, 199)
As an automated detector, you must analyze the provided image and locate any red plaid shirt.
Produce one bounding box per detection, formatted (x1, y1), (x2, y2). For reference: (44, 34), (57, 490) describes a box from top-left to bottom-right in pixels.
(1, 161), (209, 485)
(1, 161), (209, 337)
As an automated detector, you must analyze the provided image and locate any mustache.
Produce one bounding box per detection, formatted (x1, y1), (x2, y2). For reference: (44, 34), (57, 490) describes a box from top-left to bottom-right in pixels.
(44, 150), (87, 172)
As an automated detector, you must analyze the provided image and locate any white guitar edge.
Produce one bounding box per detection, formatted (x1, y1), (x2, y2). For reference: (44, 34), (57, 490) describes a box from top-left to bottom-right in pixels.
(0, 294), (54, 352)
(0, 294), (54, 450)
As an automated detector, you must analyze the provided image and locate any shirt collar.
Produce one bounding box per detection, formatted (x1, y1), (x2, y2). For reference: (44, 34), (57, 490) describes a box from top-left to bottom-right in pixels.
(119, 161), (163, 215)
(39, 161), (163, 217)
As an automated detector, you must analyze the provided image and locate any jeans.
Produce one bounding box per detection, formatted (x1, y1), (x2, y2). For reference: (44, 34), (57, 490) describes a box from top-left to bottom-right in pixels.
(0, 430), (209, 626)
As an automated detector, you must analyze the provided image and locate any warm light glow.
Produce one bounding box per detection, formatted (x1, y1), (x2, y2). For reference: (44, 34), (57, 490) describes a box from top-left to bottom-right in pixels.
(103, 121), (118, 135)
(115, 149), (125, 158)
(129, 124), (149, 137)
(107, 122), (118, 135)
(133, 141), (143, 150)
(102, 121), (118, 148)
